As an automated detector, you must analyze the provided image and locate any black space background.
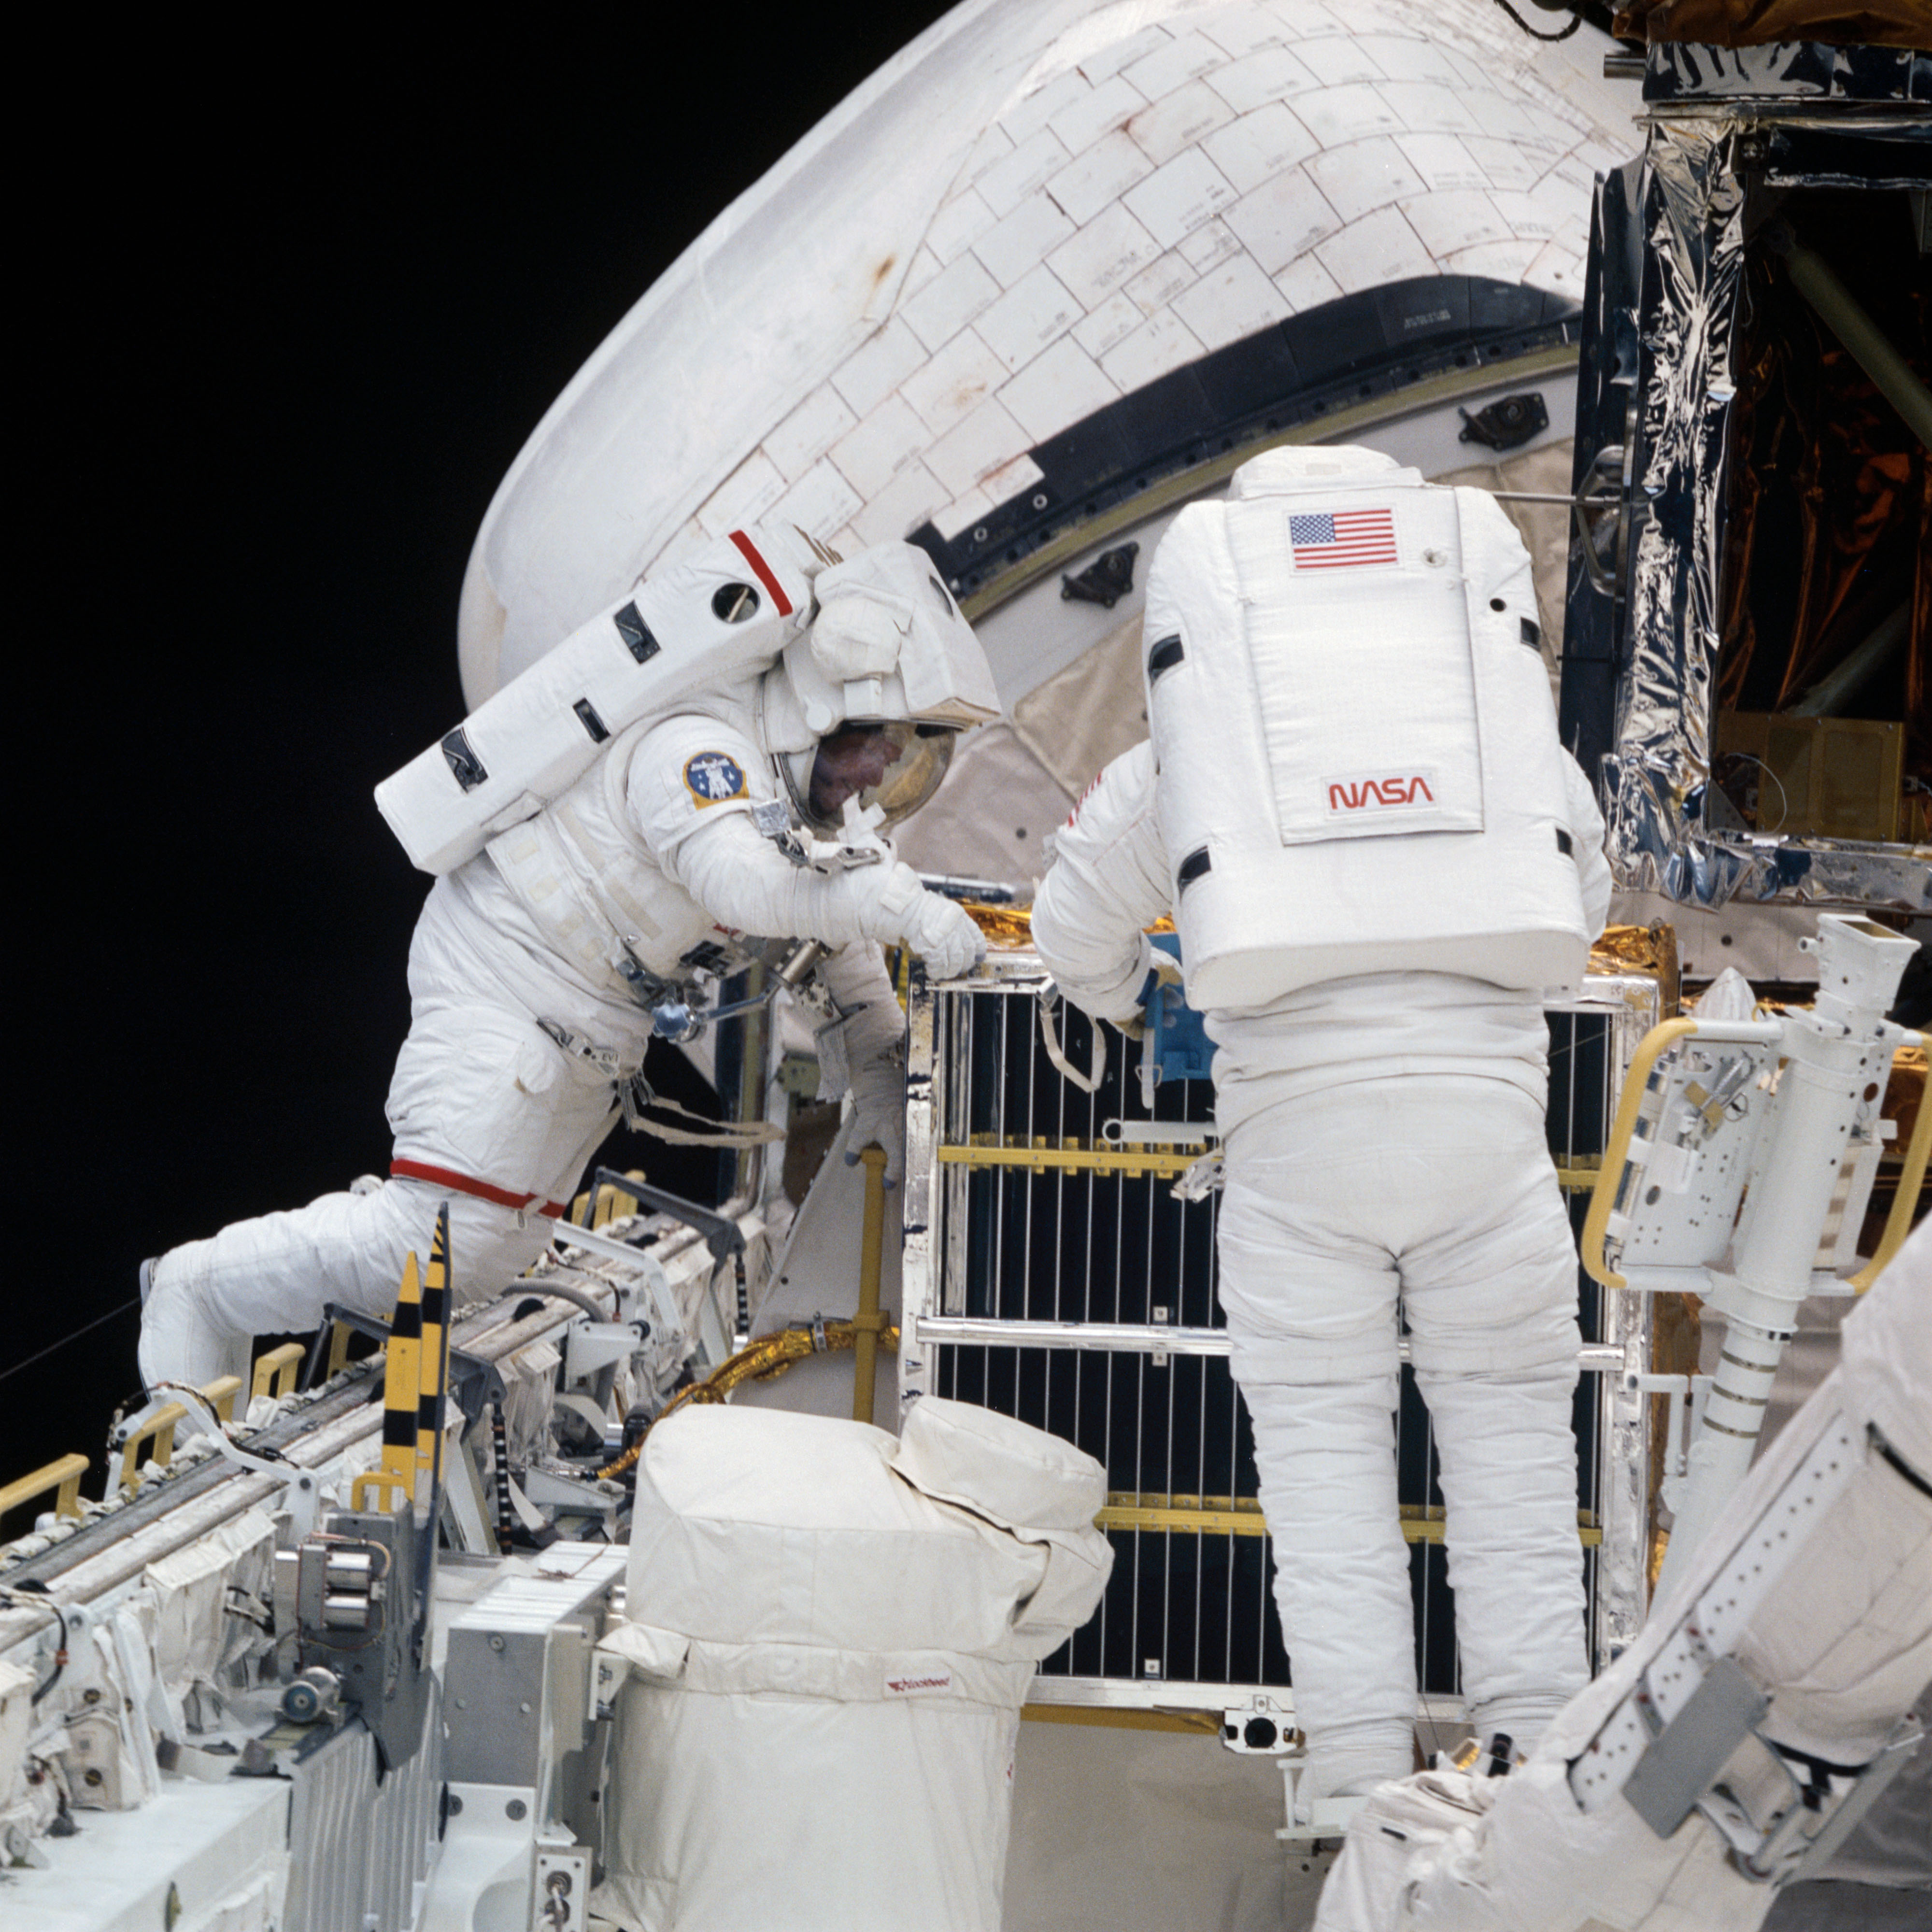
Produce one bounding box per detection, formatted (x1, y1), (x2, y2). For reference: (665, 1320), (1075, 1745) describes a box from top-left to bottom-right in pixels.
(7, 17), (954, 1495)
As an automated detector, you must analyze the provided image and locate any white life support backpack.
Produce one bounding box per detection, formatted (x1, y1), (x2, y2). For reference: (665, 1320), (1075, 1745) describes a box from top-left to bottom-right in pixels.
(1144, 447), (1590, 1009)
(375, 524), (824, 875)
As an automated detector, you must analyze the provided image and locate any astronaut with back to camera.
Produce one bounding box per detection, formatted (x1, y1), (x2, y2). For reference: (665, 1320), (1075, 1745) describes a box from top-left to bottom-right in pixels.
(1032, 443), (1614, 1828)
(138, 529), (999, 1391)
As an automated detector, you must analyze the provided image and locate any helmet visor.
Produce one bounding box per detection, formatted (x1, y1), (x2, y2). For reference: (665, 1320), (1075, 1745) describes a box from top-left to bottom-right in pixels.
(793, 721), (955, 834)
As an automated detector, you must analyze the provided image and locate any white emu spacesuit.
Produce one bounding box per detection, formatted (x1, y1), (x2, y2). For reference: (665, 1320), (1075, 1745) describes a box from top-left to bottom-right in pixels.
(141, 531), (995, 1389)
(1031, 448), (1612, 1811)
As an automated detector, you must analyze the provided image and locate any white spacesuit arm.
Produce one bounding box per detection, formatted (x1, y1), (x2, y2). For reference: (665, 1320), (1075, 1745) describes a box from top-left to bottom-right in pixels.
(1032, 741), (1173, 1025)
(1561, 751), (1612, 941)
(664, 809), (984, 975)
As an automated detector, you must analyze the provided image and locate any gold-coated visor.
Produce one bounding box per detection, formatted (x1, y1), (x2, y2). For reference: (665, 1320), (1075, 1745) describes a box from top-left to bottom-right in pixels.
(787, 722), (956, 834)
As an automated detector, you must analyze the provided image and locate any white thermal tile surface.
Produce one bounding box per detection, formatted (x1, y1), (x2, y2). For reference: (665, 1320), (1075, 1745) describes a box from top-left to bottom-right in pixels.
(976, 263), (1086, 375)
(1127, 79), (1236, 168)
(1273, 250), (1345, 313)
(1223, 167), (1342, 276)
(1314, 202), (1435, 286)
(997, 336), (1120, 442)
(847, 457), (948, 547)
(1306, 136), (1427, 224)
(695, 449), (785, 536)
(1403, 187), (1510, 257)
(770, 458), (862, 541)
(900, 328), (1012, 437)
(976, 126), (1076, 218)
(926, 187), (998, 267)
(1124, 248), (1198, 317)
(922, 396), (1034, 498)
(1074, 290), (1150, 360)
(1395, 132), (1488, 192)
(1101, 309), (1209, 392)
(829, 315), (927, 418)
(764, 385), (859, 483)
(1050, 74), (1147, 159)
(1208, 43), (1321, 115)
(1293, 82), (1404, 146)
(1201, 102), (1320, 193)
(1048, 129), (1158, 227)
(1170, 252), (1291, 353)
(1046, 200), (1165, 308)
(901, 252), (1002, 353)
(1122, 146), (1241, 249)
(974, 192), (1079, 288)
(829, 392), (928, 500)
(1121, 28), (1226, 101)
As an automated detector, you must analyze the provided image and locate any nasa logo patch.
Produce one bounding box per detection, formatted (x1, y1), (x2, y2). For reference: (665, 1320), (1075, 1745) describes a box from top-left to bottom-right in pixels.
(683, 752), (747, 806)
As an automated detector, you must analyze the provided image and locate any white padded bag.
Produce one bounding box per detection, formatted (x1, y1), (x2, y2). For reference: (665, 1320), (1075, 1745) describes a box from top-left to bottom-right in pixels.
(1145, 447), (1590, 1008)
(594, 1399), (1111, 1931)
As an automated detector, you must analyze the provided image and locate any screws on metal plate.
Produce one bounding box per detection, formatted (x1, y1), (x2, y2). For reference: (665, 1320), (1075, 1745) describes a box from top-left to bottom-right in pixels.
(506, 1797), (528, 1820)
(489, 1634), (506, 1652)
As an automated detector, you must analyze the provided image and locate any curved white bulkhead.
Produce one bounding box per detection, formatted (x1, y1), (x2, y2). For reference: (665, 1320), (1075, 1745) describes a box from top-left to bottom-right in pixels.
(456, 0), (1634, 704)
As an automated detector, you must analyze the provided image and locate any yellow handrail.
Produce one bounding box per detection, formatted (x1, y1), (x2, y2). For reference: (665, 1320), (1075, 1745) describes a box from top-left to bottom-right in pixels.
(1850, 1038), (1931, 1292)
(251, 1342), (306, 1402)
(853, 1146), (890, 1427)
(1580, 1018), (1701, 1292)
(117, 1375), (245, 1490)
(0, 1453), (91, 1523)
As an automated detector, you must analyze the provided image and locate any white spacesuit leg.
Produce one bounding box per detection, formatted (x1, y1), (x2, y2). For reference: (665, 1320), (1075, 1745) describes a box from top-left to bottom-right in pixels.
(141, 883), (628, 1389)
(1217, 1079), (1589, 1799)
(139, 1182), (553, 1387)
(1218, 1145), (1420, 1801)
(1400, 1087), (1589, 1753)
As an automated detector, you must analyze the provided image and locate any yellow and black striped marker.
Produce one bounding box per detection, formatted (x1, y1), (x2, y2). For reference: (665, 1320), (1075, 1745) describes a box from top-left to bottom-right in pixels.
(417, 1206), (453, 1493)
(383, 1251), (424, 1499)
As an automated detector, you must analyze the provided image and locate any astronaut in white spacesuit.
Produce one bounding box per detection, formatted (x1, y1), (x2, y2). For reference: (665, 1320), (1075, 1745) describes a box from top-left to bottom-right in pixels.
(1031, 447), (1613, 1816)
(140, 535), (994, 1389)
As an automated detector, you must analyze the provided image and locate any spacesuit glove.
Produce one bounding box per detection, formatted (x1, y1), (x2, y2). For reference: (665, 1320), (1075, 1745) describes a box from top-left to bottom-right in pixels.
(1117, 951), (1184, 1042)
(892, 879), (987, 981)
(845, 1051), (907, 1189)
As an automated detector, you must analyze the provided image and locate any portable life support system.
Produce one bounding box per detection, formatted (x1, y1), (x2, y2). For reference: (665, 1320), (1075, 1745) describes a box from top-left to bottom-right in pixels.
(375, 525), (827, 878)
(1143, 446), (1591, 1011)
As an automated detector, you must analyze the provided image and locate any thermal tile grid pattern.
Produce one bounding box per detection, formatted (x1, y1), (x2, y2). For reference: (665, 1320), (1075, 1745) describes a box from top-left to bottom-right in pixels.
(656, 0), (1633, 572)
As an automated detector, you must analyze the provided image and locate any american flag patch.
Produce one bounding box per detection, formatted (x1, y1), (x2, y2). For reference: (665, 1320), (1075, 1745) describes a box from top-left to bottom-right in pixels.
(1289, 507), (1398, 569)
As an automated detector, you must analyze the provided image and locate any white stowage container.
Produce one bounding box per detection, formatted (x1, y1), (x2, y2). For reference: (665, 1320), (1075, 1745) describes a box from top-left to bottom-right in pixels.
(593, 1397), (1113, 1932)
(374, 524), (820, 875)
(1145, 447), (1591, 1010)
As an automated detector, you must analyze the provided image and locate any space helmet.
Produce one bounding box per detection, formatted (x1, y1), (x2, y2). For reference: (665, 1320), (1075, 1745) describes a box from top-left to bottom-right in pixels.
(758, 540), (1001, 835)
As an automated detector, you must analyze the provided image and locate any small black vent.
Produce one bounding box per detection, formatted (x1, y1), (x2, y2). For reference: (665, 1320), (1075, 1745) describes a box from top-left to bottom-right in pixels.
(440, 728), (488, 793)
(1177, 847), (1212, 892)
(574, 698), (611, 743)
(1521, 617), (1542, 652)
(614, 601), (659, 663)
(1147, 634), (1185, 682)
(1557, 828), (1575, 857)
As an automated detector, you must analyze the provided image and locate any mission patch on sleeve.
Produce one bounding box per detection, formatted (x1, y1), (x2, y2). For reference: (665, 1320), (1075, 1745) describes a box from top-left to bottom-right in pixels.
(683, 751), (748, 806)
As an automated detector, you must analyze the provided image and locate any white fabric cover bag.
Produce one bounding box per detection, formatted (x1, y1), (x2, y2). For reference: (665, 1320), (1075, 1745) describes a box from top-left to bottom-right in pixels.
(594, 1398), (1111, 1931)
(1145, 448), (1591, 1008)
